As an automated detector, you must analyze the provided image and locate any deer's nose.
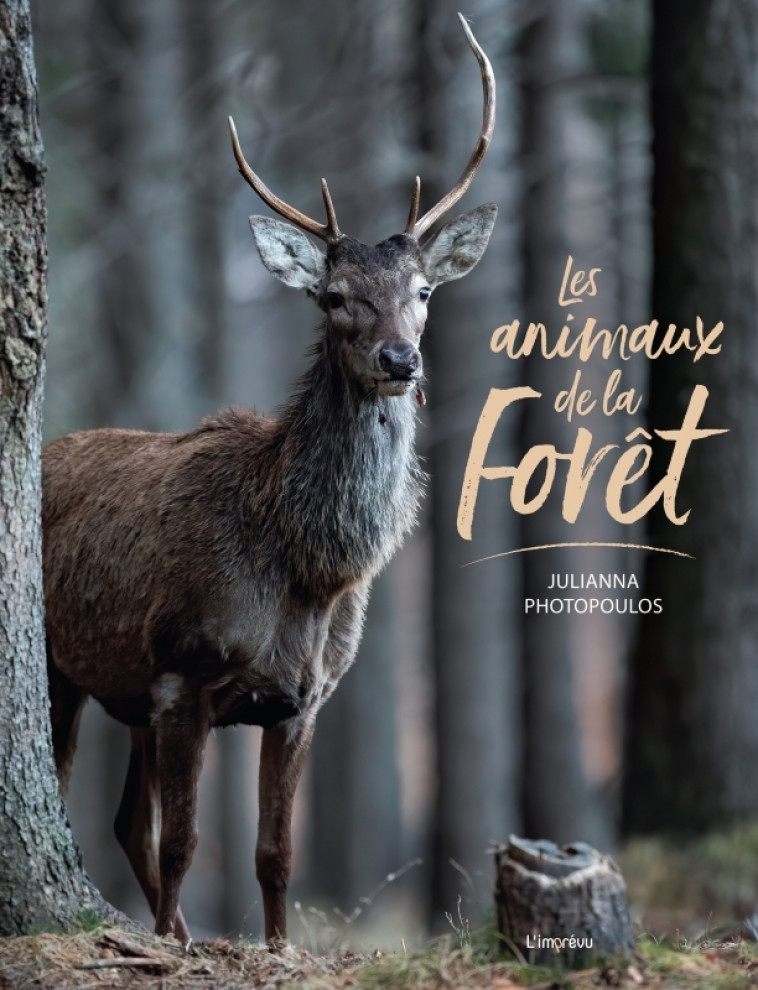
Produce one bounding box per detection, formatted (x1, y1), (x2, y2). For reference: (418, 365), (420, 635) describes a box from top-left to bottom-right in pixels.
(378, 340), (420, 380)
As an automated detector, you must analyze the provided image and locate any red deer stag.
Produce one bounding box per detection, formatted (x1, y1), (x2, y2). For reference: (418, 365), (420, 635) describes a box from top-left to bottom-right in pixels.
(43, 13), (496, 945)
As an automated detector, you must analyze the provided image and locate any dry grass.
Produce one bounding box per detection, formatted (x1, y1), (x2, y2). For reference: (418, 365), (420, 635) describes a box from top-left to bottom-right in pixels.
(0, 926), (363, 989)
(3, 924), (758, 990)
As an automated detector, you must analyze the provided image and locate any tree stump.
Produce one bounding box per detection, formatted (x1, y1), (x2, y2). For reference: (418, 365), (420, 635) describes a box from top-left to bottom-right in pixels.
(494, 836), (633, 967)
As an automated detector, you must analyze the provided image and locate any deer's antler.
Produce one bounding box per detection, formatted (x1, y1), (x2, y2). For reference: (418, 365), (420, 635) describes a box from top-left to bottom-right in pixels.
(229, 117), (342, 243)
(406, 13), (496, 239)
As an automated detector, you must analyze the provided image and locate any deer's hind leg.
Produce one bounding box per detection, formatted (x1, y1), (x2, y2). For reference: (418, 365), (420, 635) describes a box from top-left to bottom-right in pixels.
(114, 726), (190, 945)
(47, 645), (89, 796)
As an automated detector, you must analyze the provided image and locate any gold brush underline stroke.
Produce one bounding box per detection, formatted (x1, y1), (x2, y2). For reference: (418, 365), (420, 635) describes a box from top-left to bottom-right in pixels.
(462, 542), (696, 567)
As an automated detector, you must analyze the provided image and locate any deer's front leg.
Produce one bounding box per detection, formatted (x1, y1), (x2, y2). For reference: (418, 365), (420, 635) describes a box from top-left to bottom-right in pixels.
(256, 712), (316, 943)
(153, 685), (211, 940)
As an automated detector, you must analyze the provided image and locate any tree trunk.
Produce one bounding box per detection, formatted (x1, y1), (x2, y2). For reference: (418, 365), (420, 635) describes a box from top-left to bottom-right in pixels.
(177, 0), (227, 409)
(218, 729), (259, 936)
(518, 0), (620, 850)
(412, 2), (523, 928)
(85, 0), (156, 428)
(623, 0), (758, 833)
(495, 837), (633, 967)
(306, 2), (405, 917)
(310, 568), (403, 912)
(0, 0), (113, 933)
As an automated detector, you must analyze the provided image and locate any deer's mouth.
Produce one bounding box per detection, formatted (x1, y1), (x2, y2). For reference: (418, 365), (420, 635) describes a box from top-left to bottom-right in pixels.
(375, 376), (418, 397)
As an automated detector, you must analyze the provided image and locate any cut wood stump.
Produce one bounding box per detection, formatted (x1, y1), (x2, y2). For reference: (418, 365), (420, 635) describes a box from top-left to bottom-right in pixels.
(494, 835), (634, 967)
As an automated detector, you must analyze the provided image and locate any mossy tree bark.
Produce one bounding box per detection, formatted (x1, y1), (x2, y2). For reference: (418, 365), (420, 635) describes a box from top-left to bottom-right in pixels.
(0, 0), (114, 934)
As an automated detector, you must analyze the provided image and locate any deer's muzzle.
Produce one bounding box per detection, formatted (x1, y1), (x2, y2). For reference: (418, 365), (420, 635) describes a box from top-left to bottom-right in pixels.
(378, 340), (421, 383)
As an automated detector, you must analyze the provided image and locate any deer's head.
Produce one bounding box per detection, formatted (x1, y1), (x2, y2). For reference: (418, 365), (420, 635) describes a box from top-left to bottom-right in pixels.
(230, 14), (497, 399)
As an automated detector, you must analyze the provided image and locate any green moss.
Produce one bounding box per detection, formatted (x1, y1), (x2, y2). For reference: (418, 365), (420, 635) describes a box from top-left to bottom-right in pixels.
(637, 937), (689, 971)
(509, 962), (568, 984)
(692, 975), (751, 990)
(466, 916), (503, 963)
(349, 956), (429, 990)
(621, 822), (758, 923)
(73, 907), (104, 933)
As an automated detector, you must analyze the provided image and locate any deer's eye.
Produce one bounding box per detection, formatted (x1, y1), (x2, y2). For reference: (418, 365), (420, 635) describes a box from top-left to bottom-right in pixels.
(419, 287), (431, 302)
(326, 291), (344, 309)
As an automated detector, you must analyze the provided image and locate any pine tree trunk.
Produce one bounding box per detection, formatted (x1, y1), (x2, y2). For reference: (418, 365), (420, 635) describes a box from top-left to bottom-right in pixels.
(307, 2), (405, 915)
(85, 0), (155, 428)
(624, 0), (758, 833)
(518, 0), (607, 847)
(412, 2), (523, 927)
(517, 0), (626, 851)
(0, 0), (114, 934)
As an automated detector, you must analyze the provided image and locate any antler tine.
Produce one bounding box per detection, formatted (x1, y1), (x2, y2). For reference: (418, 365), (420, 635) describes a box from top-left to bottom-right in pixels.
(320, 179), (341, 240)
(229, 117), (341, 243)
(404, 177), (421, 235)
(411, 13), (496, 240)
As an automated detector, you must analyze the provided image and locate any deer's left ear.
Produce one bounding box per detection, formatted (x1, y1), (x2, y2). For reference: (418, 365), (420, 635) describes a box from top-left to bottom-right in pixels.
(420, 204), (497, 287)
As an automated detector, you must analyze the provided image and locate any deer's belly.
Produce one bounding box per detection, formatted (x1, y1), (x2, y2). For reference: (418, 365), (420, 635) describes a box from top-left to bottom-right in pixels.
(97, 693), (152, 727)
(47, 621), (154, 704)
(48, 588), (335, 729)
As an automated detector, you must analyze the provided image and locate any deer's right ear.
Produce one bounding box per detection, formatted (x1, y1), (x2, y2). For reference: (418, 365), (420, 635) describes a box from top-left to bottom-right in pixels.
(249, 216), (326, 292)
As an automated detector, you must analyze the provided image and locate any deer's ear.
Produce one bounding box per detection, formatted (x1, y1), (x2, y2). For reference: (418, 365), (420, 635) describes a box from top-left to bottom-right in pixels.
(420, 204), (497, 287)
(249, 216), (326, 292)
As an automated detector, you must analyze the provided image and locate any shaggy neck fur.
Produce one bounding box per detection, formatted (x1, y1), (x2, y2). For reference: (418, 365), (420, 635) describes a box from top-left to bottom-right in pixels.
(269, 329), (423, 597)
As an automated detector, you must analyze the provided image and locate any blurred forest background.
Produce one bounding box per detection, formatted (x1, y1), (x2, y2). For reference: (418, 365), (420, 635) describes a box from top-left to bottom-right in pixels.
(31, 0), (758, 946)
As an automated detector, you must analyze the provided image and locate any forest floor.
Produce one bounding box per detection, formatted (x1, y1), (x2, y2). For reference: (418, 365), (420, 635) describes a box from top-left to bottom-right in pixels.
(5, 826), (758, 989)
(3, 923), (758, 990)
